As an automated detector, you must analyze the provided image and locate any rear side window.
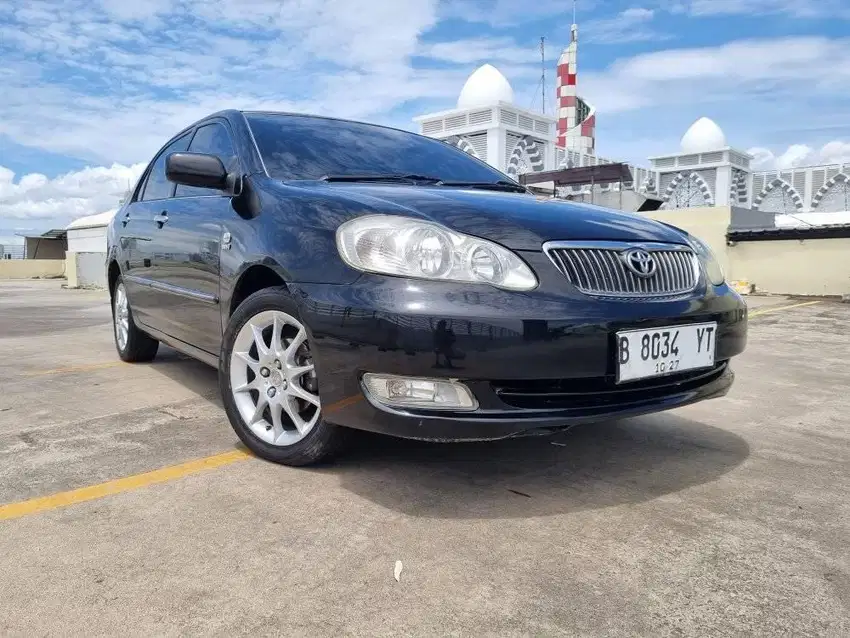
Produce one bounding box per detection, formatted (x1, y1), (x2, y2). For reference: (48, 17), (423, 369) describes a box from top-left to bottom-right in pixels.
(141, 133), (192, 201)
(175, 123), (237, 197)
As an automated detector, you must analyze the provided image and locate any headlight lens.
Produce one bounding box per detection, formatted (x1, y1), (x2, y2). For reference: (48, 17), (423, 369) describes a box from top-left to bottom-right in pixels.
(336, 215), (537, 291)
(688, 235), (725, 286)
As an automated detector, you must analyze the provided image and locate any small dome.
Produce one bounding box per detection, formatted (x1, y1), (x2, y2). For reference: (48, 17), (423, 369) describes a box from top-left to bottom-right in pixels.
(680, 117), (727, 153)
(457, 64), (514, 109)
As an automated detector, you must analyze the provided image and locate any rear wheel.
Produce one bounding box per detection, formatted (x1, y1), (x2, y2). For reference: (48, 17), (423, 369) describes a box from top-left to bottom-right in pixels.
(219, 287), (346, 465)
(112, 278), (159, 362)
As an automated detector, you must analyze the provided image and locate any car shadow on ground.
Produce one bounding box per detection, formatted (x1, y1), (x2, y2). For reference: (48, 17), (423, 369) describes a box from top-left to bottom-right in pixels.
(323, 415), (750, 519)
(141, 352), (750, 520)
(145, 346), (223, 406)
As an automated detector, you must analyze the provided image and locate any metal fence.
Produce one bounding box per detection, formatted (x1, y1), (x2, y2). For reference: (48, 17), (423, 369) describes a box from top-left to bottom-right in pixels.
(1, 245), (25, 260)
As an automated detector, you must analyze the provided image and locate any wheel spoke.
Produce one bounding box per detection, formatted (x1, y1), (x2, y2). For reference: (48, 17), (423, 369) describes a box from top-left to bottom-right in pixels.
(285, 328), (307, 361)
(271, 315), (285, 357)
(288, 383), (320, 407)
(234, 350), (260, 373)
(251, 322), (270, 357)
(288, 363), (314, 379)
(233, 378), (260, 393)
(249, 396), (268, 426)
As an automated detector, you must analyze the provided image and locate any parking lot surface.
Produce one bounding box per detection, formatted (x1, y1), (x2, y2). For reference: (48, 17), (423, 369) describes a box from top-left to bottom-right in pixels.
(0, 280), (848, 636)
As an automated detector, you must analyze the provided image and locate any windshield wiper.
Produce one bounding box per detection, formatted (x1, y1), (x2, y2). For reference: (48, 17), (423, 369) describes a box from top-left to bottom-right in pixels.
(319, 173), (442, 184)
(318, 174), (527, 193)
(435, 179), (527, 193)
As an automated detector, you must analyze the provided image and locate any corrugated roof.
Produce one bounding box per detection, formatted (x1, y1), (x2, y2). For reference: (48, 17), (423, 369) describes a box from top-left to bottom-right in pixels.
(18, 228), (67, 239)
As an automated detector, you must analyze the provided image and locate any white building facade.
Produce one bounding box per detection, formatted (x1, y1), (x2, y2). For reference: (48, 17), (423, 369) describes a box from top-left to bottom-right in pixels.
(413, 19), (850, 224)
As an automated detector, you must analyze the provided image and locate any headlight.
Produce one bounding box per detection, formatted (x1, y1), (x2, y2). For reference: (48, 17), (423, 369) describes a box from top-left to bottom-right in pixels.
(336, 215), (537, 291)
(688, 235), (725, 286)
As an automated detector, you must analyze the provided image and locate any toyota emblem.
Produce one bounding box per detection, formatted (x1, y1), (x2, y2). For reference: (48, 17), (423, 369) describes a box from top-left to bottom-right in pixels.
(622, 249), (656, 278)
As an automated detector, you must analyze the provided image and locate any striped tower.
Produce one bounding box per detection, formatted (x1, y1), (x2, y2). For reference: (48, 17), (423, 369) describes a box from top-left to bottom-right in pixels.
(555, 24), (595, 154)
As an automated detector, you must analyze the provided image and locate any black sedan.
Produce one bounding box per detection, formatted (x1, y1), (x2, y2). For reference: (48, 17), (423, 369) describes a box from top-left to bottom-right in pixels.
(106, 110), (747, 465)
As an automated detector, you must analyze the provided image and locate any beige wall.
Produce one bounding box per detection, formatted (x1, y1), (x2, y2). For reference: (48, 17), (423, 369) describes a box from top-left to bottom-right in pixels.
(638, 205), (850, 296)
(728, 238), (850, 297)
(0, 259), (66, 279)
(640, 206), (732, 274)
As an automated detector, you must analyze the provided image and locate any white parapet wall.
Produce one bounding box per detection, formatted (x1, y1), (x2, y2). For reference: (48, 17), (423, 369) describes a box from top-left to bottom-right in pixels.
(65, 252), (107, 288)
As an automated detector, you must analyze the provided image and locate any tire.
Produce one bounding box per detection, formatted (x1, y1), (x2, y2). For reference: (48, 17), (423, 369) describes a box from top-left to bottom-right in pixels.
(112, 277), (159, 363)
(219, 286), (346, 466)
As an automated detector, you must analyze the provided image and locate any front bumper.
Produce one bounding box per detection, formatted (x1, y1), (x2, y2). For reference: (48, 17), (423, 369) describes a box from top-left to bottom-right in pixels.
(290, 265), (747, 441)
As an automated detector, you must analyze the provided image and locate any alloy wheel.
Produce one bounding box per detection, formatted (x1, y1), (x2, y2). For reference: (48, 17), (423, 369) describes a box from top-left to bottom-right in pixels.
(114, 283), (130, 351)
(229, 310), (321, 446)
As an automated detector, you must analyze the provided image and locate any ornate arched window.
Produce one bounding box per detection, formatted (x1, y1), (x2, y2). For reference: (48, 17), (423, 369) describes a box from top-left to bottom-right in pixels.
(813, 174), (850, 212)
(665, 172), (713, 209)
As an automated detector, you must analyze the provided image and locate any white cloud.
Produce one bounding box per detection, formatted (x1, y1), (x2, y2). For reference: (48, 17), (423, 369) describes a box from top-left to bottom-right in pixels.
(579, 36), (850, 113)
(583, 7), (668, 45)
(0, 0), (447, 165)
(749, 141), (850, 170)
(0, 163), (144, 221)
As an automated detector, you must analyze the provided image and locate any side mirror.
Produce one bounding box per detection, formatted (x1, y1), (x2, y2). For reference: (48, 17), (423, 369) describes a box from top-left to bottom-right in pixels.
(166, 152), (228, 190)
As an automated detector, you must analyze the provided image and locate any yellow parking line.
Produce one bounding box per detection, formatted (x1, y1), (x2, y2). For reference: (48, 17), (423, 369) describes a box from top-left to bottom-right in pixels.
(0, 450), (251, 521)
(0, 395), (362, 522)
(25, 361), (124, 376)
(749, 300), (822, 318)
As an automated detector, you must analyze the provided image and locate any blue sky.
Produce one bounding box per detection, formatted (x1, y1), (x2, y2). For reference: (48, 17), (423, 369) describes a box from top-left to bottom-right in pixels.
(1, 0), (849, 243)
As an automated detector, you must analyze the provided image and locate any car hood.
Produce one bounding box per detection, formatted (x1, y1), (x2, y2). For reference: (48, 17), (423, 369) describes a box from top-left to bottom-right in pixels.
(292, 183), (687, 250)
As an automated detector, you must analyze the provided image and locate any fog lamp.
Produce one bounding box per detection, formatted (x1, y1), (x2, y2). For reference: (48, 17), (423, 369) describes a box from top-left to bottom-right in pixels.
(362, 374), (477, 411)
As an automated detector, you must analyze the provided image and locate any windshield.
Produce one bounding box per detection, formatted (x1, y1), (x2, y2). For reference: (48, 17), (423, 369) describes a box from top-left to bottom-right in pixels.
(245, 113), (514, 184)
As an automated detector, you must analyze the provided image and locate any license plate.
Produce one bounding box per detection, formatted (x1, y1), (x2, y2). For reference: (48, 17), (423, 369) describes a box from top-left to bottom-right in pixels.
(616, 322), (717, 383)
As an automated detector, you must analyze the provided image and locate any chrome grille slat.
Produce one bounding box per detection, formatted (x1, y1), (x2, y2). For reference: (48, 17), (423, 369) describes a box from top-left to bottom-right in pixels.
(544, 242), (699, 299)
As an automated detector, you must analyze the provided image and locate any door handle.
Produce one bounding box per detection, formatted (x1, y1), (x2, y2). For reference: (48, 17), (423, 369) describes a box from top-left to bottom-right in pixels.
(154, 212), (169, 228)
(121, 212), (130, 227)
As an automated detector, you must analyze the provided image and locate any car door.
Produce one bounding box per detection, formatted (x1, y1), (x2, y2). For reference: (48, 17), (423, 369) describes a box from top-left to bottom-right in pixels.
(119, 132), (192, 327)
(145, 120), (240, 355)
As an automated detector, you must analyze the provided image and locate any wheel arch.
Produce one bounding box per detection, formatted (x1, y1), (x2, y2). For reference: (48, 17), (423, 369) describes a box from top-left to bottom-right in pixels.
(107, 259), (121, 296)
(228, 261), (289, 317)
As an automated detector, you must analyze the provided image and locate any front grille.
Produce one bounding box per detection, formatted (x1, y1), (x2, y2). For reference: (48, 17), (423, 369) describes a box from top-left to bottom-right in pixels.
(492, 362), (727, 410)
(544, 241), (699, 298)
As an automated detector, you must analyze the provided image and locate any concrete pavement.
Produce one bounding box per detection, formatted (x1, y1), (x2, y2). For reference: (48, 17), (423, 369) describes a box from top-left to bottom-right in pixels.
(0, 280), (848, 636)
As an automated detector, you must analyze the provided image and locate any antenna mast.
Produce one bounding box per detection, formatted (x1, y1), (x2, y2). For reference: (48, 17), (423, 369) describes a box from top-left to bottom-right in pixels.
(540, 36), (546, 114)
(573, 0), (577, 24)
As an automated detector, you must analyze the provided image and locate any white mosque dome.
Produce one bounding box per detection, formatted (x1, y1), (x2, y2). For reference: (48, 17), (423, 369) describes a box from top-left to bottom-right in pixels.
(680, 117), (727, 153)
(457, 64), (514, 109)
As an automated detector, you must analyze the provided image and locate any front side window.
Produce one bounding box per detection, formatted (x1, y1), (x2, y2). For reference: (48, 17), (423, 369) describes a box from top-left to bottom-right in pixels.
(245, 113), (511, 184)
(140, 133), (192, 201)
(175, 122), (238, 197)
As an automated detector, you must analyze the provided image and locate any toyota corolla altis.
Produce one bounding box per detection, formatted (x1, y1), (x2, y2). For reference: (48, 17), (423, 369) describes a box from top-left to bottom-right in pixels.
(106, 110), (747, 465)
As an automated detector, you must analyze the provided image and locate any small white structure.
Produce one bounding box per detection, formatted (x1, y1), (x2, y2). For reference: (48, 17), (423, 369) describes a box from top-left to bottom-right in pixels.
(65, 209), (116, 288)
(66, 209), (116, 253)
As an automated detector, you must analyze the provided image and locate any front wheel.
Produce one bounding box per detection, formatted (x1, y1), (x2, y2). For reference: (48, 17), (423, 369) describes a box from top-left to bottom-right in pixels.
(219, 287), (346, 466)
